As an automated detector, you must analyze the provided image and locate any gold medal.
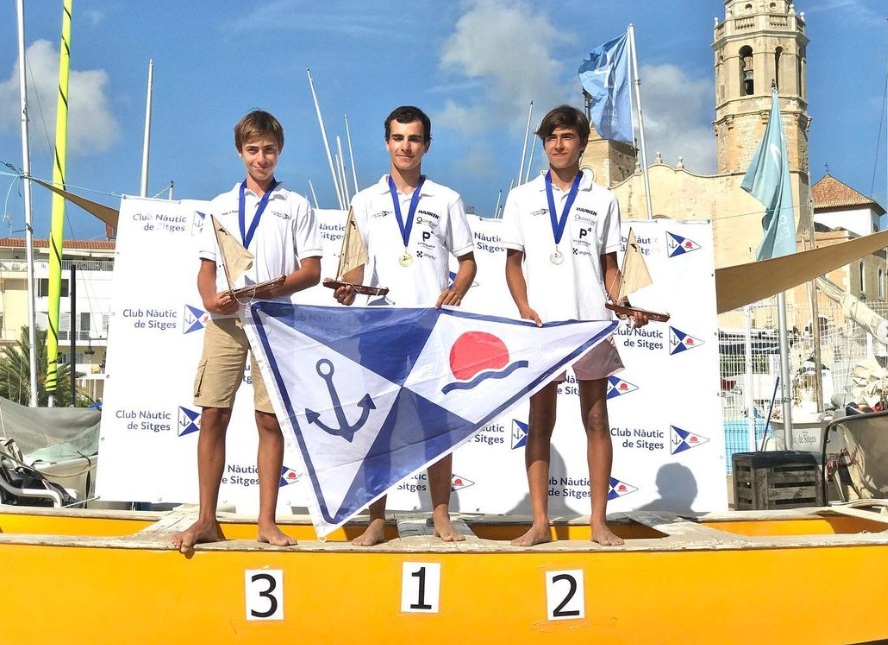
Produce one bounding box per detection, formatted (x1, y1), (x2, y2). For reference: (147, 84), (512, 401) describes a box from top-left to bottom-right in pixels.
(399, 251), (413, 267)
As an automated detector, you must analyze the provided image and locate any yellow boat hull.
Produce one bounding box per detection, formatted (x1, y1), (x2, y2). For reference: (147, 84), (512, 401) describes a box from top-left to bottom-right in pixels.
(3, 505), (888, 645)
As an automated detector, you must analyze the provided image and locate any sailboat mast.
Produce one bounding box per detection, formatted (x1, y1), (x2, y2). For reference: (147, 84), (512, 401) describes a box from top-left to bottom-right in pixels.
(517, 101), (533, 187)
(344, 114), (359, 197)
(140, 59), (154, 197)
(16, 0), (38, 407)
(306, 68), (344, 209)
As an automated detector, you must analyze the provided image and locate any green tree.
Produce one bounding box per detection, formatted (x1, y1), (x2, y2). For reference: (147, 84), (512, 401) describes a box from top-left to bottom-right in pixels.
(0, 326), (79, 407)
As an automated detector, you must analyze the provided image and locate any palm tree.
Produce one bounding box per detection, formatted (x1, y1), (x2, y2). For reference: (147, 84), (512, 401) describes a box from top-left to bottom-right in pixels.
(0, 326), (78, 407)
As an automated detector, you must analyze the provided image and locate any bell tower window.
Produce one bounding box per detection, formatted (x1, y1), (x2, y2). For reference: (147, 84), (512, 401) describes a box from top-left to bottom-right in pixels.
(774, 46), (782, 90)
(740, 46), (754, 96)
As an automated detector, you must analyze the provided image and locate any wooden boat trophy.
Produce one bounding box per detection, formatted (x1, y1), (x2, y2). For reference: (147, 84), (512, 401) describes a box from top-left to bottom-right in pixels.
(211, 215), (285, 301)
(605, 227), (670, 323)
(322, 208), (389, 297)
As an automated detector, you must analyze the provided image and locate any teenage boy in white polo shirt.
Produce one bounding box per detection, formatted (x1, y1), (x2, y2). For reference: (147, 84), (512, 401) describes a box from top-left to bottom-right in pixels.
(173, 110), (322, 554)
(334, 105), (477, 546)
(501, 105), (648, 547)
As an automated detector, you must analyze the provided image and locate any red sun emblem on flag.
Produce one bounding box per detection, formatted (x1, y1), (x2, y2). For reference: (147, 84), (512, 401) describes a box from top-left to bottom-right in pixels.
(449, 331), (509, 380)
(442, 332), (529, 394)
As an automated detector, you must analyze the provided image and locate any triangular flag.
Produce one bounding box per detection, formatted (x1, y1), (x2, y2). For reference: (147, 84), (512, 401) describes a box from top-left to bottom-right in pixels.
(245, 303), (616, 536)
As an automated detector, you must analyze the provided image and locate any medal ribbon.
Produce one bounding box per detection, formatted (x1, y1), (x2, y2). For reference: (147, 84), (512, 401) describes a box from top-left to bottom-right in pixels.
(544, 171), (582, 248)
(239, 179), (279, 249)
(388, 175), (426, 250)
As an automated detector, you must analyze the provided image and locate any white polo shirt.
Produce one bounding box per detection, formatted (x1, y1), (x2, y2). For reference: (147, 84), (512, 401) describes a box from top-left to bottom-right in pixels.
(198, 182), (322, 317)
(350, 175), (474, 306)
(500, 169), (621, 322)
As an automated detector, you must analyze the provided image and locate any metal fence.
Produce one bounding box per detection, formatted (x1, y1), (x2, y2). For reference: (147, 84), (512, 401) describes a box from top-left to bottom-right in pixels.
(719, 297), (876, 473)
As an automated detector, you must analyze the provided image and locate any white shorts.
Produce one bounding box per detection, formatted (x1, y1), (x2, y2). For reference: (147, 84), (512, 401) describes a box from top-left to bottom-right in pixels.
(554, 335), (623, 382)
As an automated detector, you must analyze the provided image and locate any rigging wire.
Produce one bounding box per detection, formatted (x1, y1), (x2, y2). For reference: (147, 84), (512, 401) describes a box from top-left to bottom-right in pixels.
(871, 19), (888, 199)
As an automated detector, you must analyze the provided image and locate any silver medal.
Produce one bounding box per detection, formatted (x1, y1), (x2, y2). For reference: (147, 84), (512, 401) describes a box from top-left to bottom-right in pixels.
(550, 250), (564, 265)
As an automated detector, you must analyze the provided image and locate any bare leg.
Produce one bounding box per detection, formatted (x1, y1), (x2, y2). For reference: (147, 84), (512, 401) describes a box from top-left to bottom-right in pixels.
(352, 497), (387, 546)
(512, 383), (558, 546)
(579, 379), (623, 546)
(427, 454), (464, 542)
(255, 411), (296, 546)
(172, 406), (229, 554)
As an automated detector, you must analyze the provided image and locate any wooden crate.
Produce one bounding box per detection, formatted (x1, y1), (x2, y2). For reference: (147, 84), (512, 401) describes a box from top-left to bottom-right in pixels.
(732, 451), (824, 510)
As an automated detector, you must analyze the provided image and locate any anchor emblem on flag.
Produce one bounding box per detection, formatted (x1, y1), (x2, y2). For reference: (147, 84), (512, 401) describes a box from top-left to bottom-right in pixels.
(304, 359), (376, 442)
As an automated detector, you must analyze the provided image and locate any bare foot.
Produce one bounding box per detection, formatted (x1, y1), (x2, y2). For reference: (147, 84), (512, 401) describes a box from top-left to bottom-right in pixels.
(432, 511), (465, 543)
(591, 523), (624, 546)
(351, 518), (386, 546)
(172, 519), (223, 555)
(511, 523), (551, 547)
(257, 522), (297, 547)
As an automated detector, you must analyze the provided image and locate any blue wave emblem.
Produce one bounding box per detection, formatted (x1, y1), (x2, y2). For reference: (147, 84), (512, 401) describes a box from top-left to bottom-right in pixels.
(442, 360), (528, 393)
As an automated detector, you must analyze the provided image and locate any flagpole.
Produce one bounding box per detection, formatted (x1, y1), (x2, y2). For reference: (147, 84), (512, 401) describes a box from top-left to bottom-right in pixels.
(517, 101), (533, 187)
(46, 0), (74, 406)
(306, 68), (344, 209)
(16, 0), (39, 407)
(140, 59), (153, 197)
(743, 306), (756, 451)
(777, 292), (794, 448)
(627, 24), (654, 220)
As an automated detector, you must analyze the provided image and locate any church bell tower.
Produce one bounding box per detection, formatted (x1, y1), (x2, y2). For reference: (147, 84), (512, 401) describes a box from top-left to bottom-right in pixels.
(712, 0), (811, 180)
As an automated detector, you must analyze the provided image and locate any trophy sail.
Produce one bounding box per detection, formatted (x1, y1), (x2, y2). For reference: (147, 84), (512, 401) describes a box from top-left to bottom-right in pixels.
(606, 227), (670, 322)
(323, 208), (389, 296)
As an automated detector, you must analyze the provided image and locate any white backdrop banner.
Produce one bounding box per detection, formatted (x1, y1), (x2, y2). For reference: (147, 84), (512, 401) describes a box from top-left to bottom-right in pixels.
(97, 201), (726, 514)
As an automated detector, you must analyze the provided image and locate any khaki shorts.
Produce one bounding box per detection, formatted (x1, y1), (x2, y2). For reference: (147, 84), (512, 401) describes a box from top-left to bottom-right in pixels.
(554, 335), (624, 383)
(193, 318), (273, 413)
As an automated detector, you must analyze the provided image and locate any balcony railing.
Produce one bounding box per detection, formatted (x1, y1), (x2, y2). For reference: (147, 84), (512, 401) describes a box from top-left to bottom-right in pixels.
(0, 259), (114, 273)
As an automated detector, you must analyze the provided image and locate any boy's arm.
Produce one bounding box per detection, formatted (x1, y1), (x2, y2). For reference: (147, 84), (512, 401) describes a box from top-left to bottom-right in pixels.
(505, 249), (541, 327)
(436, 252), (476, 308)
(197, 259), (238, 315)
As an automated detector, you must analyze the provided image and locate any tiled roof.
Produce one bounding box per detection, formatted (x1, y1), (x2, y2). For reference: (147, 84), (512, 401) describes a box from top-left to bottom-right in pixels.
(0, 238), (115, 251)
(812, 175), (885, 214)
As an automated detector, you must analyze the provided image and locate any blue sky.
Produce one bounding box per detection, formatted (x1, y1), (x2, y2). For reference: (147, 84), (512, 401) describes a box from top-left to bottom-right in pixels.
(0, 0), (885, 240)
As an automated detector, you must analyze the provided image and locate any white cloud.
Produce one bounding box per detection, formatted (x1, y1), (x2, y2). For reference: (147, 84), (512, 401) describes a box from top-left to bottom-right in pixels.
(454, 146), (498, 179)
(436, 0), (570, 133)
(0, 40), (119, 156)
(225, 0), (421, 41)
(635, 63), (716, 174)
(803, 0), (882, 26)
(83, 10), (104, 27)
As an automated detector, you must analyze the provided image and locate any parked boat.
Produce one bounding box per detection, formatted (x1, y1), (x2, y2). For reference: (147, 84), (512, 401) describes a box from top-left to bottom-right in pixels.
(2, 502), (888, 644)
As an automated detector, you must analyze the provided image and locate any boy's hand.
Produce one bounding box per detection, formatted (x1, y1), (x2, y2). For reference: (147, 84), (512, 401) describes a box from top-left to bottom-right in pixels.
(334, 284), (356, 306)
(206, 292), (238, 315)
(518, 305), (543, 327)
(435, 288), (463, 309)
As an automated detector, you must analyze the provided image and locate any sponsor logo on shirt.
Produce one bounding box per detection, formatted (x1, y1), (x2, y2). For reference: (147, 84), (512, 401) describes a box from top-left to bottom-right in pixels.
(270, 209), (291, 220)
(417, 209), (439, 220)
(371, 210), (391, 219)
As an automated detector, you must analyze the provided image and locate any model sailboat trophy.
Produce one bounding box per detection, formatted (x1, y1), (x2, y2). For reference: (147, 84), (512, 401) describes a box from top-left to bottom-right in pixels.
(322, 208), (389, 296)
(605, 227), (670, 323)
(211, 215), (285, 300)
